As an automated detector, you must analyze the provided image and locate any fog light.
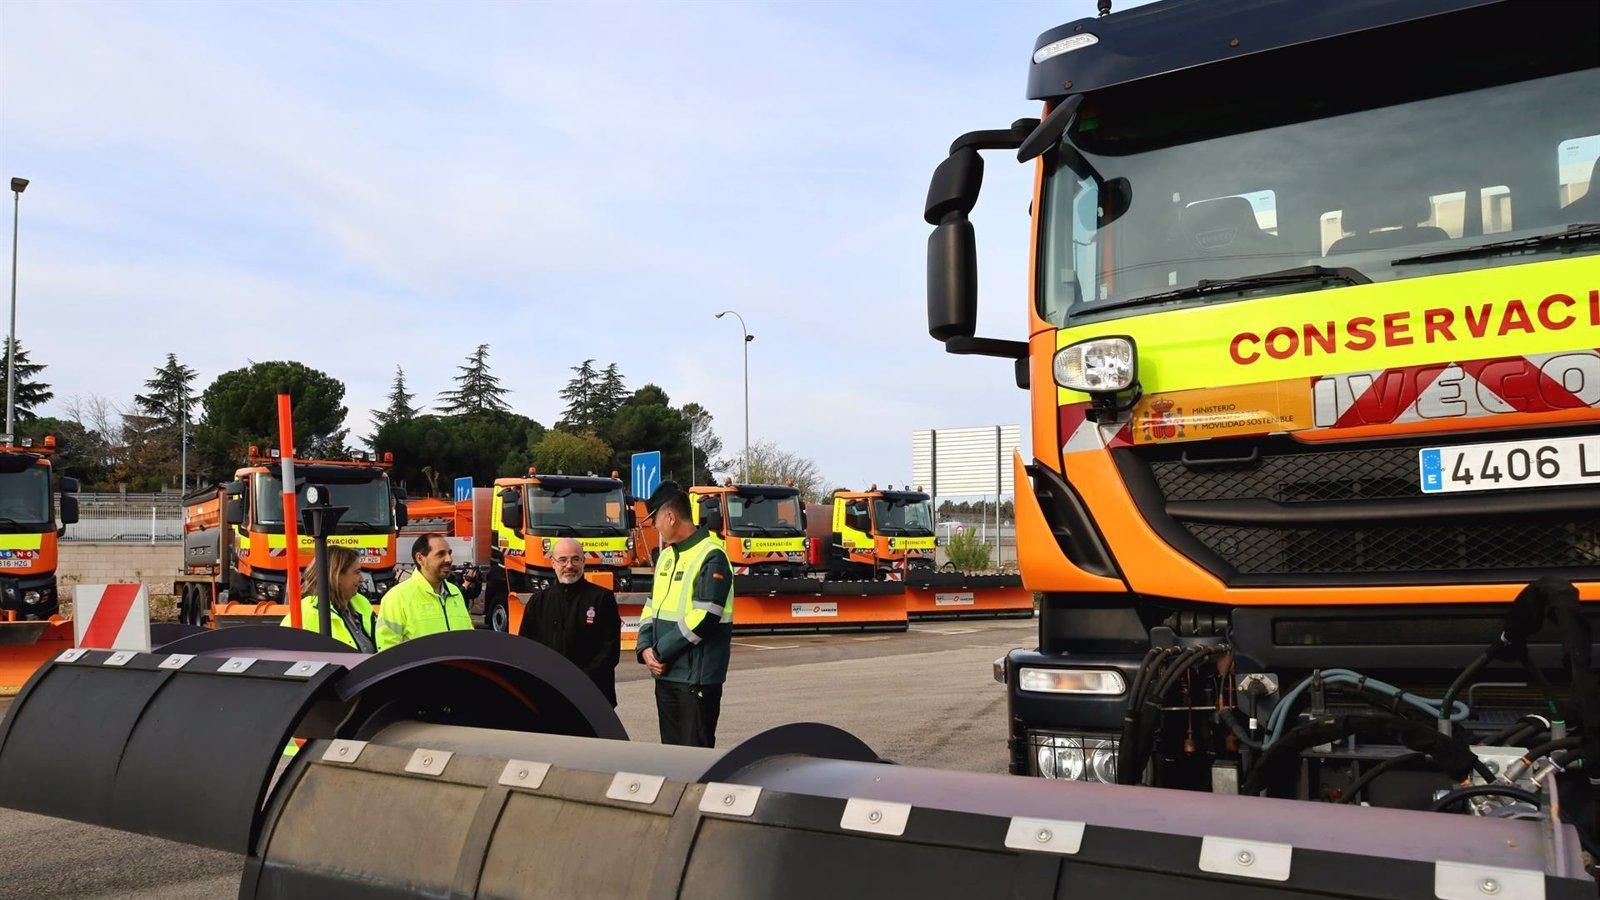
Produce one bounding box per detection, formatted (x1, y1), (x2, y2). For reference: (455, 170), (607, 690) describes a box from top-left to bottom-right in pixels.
(1018, 667), (1126, 695)
(1087, 741), (1119, 784)
(260, 581), (283, 600)
(1036, 735), (1085, 780)
(22, 589), (42, 605)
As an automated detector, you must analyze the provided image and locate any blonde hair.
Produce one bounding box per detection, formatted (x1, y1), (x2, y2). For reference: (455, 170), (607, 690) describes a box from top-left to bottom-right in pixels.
(302, 545), (362, 609)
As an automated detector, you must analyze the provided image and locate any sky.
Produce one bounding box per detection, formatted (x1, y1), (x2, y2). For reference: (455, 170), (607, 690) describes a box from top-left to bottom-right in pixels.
(1, 0), (1146, 494)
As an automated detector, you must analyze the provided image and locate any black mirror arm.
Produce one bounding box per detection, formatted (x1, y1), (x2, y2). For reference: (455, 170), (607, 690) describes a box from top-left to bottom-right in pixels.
(1017, 95), (1082, 163)
(944, 336), (1028, 360)
(949, 118), (1038, 155)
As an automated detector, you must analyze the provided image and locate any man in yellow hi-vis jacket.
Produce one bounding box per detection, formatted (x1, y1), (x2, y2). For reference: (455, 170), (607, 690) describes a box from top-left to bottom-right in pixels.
(376, 533), (473, 650)
(637, 482), (734, 747)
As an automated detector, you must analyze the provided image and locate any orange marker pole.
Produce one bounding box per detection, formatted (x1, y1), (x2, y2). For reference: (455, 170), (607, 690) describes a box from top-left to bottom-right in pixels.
(277, 389), (304, 628)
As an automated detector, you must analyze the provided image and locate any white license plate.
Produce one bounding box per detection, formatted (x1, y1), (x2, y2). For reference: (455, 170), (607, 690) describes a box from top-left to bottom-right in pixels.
(1419, 434), (1600, 494)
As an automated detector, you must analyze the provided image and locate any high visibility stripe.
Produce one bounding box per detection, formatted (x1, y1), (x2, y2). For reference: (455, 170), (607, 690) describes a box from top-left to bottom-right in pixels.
(377, 616), (405, 636)
(1056, 256), (1597, 401)
(677, 618), (702, 645)
(80, 584), (140, 649)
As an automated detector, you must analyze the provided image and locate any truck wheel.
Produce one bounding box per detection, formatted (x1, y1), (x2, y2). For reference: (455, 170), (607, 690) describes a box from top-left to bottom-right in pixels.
(177, 586), (192, 625)
(484, 575), (510, 633)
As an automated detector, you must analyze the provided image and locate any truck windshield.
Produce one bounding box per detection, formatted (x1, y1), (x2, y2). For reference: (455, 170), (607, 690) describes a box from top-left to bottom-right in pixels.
(874, 498), (933, 536)
(253, 473), (394, 528)
(1039, 64), (1600, 325)
(527, 485), (626, 536)
(0, 466), (51, 526)
(727, 492), (804, 536)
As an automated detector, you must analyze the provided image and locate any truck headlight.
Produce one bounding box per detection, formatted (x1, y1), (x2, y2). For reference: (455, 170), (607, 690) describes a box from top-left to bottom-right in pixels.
(1032, 732), (1119, 783)
(1053, 336), (1136, 393)
(1018, 667), (1126, 695)
(22, 589), (43, 605)
(259, 581), (283, 599)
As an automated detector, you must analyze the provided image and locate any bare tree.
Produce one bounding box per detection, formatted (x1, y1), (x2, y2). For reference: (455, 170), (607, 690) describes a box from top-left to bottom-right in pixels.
(63, 393), (125, 437)
(717, 440), (828, 503)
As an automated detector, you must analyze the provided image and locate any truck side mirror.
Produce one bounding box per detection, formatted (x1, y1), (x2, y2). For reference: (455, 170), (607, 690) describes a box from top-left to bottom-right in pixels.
(500, 490), (522, 531)
(58, 495), (79, 527)
(224, 498), (245, 526)
(625, 507), (637, 529)
(59, 476), (81, 494)
(392, 486), (408, 502)
(394, 502), (409, 529)
(927, 217), (978, 342)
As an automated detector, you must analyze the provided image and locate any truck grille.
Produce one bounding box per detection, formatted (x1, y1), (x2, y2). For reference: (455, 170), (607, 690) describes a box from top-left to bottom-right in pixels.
(1186, 518), (1600, 576)
(1132, 439), (1600, 583)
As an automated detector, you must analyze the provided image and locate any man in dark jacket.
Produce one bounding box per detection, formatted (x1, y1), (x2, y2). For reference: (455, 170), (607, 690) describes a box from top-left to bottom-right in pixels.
(518, 536), (621, 705)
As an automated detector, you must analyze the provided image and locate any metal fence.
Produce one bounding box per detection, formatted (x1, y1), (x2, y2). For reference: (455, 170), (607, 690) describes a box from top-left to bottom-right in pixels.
(62, 492), (184, 542)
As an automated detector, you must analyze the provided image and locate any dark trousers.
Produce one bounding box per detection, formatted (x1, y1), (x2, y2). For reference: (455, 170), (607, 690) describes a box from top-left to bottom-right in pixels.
(654, 680), (723, 747)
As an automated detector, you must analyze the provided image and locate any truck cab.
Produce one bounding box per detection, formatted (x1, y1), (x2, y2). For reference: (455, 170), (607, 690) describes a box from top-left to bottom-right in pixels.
(490, 470), (634, 598)
(925, 0), (1600, 818)
(690, 482), (809, 578)
(0, 437), (78, 621)
(825, 487), (936, 581)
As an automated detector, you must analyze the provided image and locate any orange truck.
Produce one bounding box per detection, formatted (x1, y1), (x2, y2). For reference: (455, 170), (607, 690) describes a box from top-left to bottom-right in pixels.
(485, 470), (636, 626)
(0, 437), (80, 692)
(811, 486), (1031, 618)
(924, 0), (1600, 815)
(174, 448), (407, 627)
(690, 481), (810, 578)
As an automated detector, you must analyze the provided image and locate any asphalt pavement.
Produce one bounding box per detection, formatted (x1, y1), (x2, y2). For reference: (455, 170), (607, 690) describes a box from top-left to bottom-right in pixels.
(0, 617), (1035, 898)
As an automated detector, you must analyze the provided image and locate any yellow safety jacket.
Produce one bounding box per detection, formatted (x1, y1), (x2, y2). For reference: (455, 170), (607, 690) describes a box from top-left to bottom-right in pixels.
(279, 593), (377, 651)
(637, 528), (734, 685)
(376, 571), (473, 650)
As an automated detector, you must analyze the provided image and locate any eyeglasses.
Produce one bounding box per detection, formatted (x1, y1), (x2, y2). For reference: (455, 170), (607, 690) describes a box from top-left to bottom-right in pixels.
(553, 556), (584, 565)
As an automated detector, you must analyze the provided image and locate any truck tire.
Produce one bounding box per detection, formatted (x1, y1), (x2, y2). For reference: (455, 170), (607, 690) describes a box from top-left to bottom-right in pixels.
(484, 572), (510, 633)
(178, 585), (194, 625)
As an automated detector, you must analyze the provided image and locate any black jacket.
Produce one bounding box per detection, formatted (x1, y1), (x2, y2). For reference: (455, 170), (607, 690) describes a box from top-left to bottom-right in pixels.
(518, 578), (621, 705)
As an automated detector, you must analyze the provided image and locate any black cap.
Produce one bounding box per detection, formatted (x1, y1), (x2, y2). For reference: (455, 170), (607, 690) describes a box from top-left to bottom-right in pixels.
(643, 480), (685, 518)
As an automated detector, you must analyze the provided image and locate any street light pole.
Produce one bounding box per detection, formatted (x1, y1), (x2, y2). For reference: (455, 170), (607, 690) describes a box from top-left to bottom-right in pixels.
(714, 310), (752, 482)
(6, 177), (28, 443)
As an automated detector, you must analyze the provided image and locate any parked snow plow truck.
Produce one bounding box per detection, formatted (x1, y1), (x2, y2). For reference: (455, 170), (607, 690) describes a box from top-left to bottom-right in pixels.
(815, 485), (1032, 619)
(0, 437), (79, 693)
(174, 448), (407, 626)
(924, 0), (1600, 858)
(485, 470), (637, 627)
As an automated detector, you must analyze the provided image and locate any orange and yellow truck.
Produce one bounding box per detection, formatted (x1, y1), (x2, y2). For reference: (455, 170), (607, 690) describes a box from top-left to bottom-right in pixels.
(174, 449), (406, 626)
(485, 470), (636, 627)
(818, 486), (936, 582)
(0, 437), (80, 692)
(924, 0), (1600, 818)
(690, 481), (810, 578)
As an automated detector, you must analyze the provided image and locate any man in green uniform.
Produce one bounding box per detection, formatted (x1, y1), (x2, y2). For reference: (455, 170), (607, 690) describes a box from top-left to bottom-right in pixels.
(377, 533), (473, 650)
(636, 482), (734, 746)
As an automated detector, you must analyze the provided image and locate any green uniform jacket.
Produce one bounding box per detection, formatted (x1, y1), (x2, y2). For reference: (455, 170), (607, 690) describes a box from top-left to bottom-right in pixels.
(636, 528), (734, 685)
(376, 571), (473, 650)
(279, 592), (377, 650)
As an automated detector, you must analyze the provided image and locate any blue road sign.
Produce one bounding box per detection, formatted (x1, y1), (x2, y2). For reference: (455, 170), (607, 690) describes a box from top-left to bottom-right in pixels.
(631, 451), (662, 499)
(453, 476), (474, 503)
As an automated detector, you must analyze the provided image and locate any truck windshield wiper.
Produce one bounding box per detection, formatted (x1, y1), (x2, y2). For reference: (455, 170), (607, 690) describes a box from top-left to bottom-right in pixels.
(1074, 265), (1370, 316)
(1391, 223), (1600, 265)
(568, 523), (620, 535)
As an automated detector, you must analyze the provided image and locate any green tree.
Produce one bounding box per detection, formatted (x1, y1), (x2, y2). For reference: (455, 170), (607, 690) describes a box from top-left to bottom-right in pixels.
(368, 365), (417, 445)
(22, 416), (112, 488)
(596, 363), (627, 424)
(530, 429), (614, 476)
(193, 361), (349, 480)
(134, 353), (198, 428)
(438, 344), (511, 414)
(945, 525), (993, 572)
(557, 359), (600, 430)
(374, 411), (545, 493)
(113, 412), (179, 491)
(0, 338), (53, 424)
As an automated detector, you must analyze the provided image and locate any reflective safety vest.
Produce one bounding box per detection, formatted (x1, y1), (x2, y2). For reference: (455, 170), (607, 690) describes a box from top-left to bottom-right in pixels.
(638, 529), (734, 685)
(279, 593), (377, 651)
(376, 571), (473, 650)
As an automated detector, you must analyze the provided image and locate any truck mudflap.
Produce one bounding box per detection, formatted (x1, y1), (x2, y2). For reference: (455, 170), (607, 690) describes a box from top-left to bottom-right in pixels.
(905, 572), (1033, 620)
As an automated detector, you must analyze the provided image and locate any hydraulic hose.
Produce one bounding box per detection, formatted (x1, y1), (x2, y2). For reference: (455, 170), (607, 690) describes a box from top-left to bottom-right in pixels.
(1428, 784), (1541, 813)
(1265, 669), (1469, 748)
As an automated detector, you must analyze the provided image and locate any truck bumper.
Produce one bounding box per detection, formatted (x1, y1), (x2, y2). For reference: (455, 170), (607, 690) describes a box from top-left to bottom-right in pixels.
(0, 574), (59, 620)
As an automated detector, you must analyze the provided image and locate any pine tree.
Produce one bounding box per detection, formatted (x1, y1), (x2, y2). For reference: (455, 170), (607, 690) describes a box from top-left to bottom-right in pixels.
(370, 365), (417, 432)
(596, 363), (627, 422)
(134, 352), (198, 428)
(437, 345), (511, 414)
(0, 337), (53, 425)
(558, 359), (599, 430)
